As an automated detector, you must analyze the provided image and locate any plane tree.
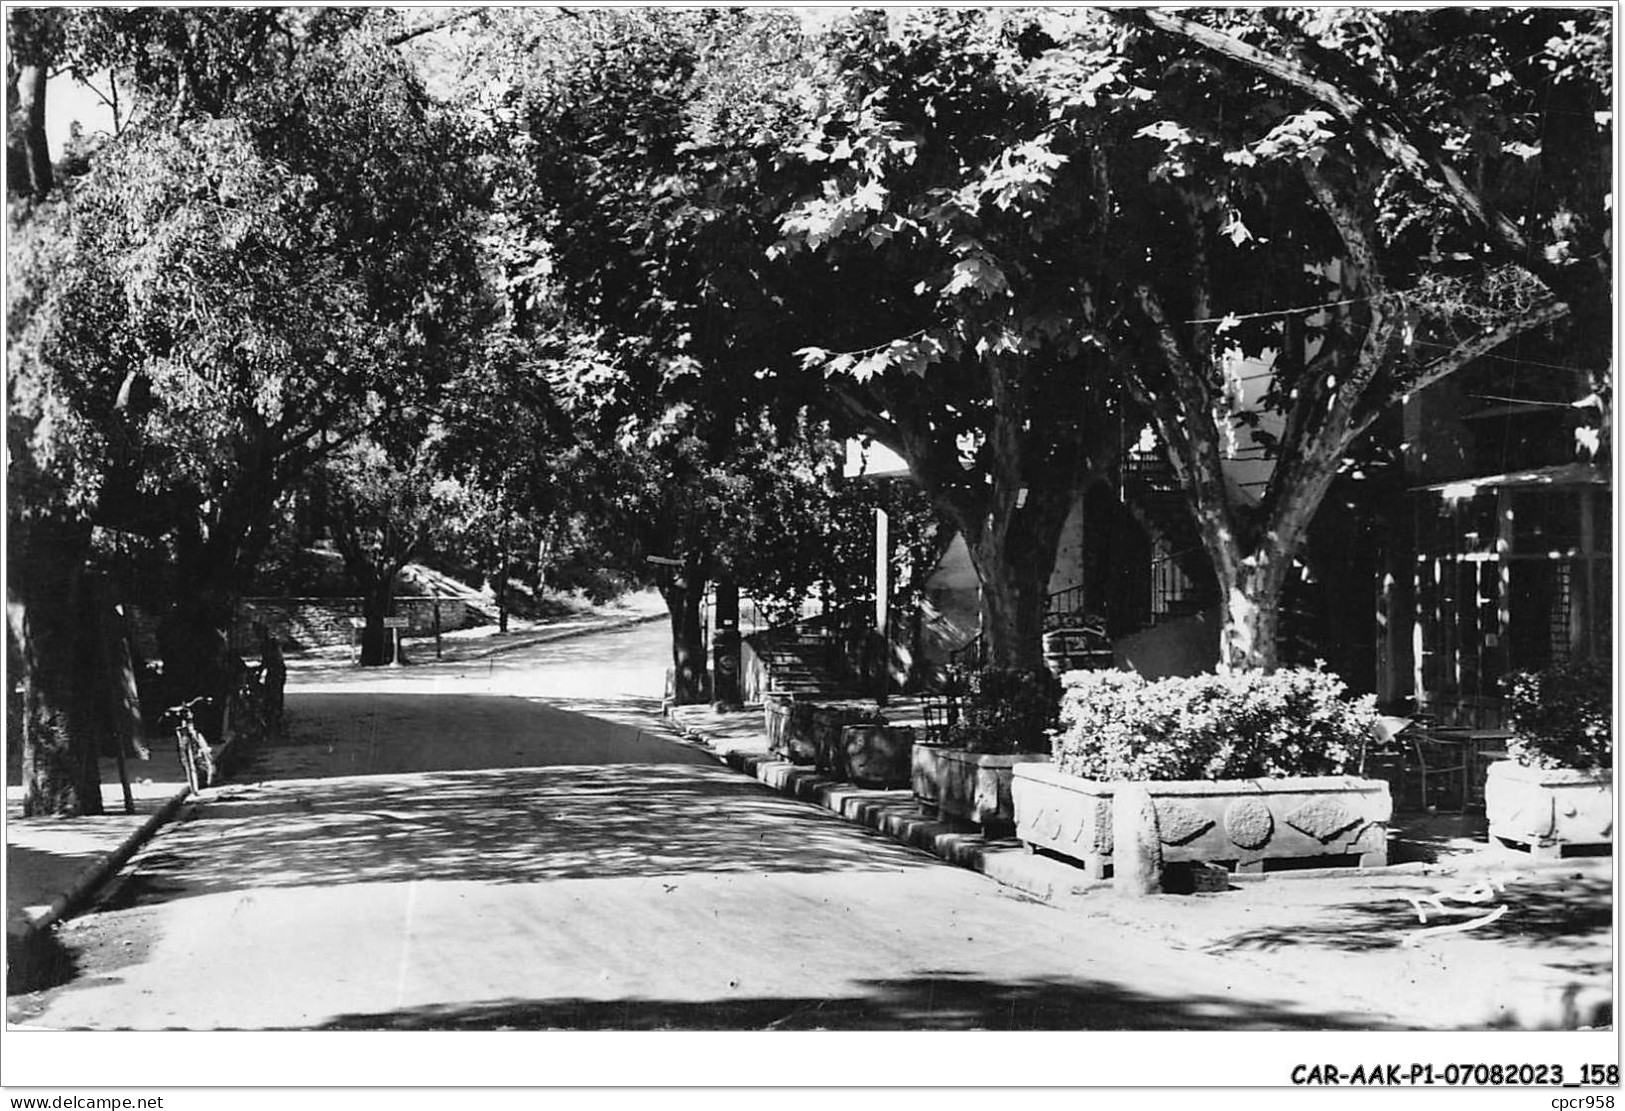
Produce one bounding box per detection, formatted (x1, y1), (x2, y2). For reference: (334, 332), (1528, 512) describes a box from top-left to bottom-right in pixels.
(773, 8), (1610, 674)
(1125, 7), (1612, 441)
(772, 11), (1130, 670)
(495, 8), (865, 700)
(1080, 7), (1611, 670)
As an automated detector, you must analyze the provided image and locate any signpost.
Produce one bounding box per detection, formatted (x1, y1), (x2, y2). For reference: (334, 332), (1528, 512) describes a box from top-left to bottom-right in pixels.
(351, 615), (409, 665)
(383, 615), (407, 665)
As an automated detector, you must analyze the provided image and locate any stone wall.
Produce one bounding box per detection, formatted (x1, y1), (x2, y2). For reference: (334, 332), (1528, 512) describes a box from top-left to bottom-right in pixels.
(1112, 605), (1221, 680)
(234, 596), (480, 652)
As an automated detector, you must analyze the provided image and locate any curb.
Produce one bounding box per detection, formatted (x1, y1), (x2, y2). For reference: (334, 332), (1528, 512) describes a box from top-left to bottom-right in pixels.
(6, 786), (189, 968)
(5, 733), (250, 977)
(663, 711), (1102, 903)
(448, 612), (667, 662)
(665, 711), (1617, 896)
(12, 609), (664, 963)
(719, 748), (1103, 902)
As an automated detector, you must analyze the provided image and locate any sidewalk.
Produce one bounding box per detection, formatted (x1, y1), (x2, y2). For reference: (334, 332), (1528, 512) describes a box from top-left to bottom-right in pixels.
(5, 747), (192, 988)
(666, 700), (1615, 1030)
(4, 603), (668, 990)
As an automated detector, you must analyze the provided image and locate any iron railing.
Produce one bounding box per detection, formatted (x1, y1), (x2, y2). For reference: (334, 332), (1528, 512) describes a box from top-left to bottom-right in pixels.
(948, 581), (1106, 675)
(1149, 545), (1210, 621)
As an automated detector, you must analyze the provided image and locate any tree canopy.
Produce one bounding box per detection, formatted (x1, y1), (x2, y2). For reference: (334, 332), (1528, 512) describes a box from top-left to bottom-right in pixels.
(6, 7), (1613, 807)
(7, 16), (497, 806)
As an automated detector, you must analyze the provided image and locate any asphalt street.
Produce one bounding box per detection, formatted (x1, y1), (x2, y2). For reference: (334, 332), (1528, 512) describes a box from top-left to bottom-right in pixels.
(5, 622), (1409, 1032)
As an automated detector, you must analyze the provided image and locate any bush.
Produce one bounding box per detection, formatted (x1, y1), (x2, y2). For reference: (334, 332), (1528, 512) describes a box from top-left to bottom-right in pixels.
(947, 666), (1063, 754)
(1052, 666), (1378, 781)
(1501, 660), (1612, 773)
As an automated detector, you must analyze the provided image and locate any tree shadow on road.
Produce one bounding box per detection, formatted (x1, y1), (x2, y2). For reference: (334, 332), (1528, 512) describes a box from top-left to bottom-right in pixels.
(98, 761), (938, 909)
(241, 691), (704, 780)
(302, 971), (1401, 1031)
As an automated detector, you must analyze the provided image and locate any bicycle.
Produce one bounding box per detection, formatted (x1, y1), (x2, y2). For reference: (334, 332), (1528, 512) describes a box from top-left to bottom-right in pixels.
(161, 695), (218, 793)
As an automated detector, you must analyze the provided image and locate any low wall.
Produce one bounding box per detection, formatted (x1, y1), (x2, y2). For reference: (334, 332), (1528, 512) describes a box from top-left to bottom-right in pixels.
(1113, 606), (1221, 680)
(235, 596), (479, 651)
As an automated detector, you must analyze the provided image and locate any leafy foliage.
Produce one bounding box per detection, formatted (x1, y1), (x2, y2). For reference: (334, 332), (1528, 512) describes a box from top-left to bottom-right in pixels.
(1052, 666), (1377, 780)
(771, 10), (1128, 667)
(494, 8), (916, 675)
(48, 8), (377, 119)
(314, 438), (473, 587)
(1501, 661), (1612, 774)
(946, 666), (1062, 755)
(10, 30), (493, 538)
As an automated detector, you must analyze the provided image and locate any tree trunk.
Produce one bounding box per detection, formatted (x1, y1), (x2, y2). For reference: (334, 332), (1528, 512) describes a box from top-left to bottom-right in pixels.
(157, 538), (240, 742)
(961, 487), (1075, 672)
(1214, 552), (1291, 673)
(359, 577), (398, 666)
(496, 517), (512, 633)
(6, 518), (103, 816)
(661, 562), (709, 705)
(10, 63), (52, 199)
(971, 548), (1053, 672)
(158, 461), (280, 739)
(1192, 480), (1316, 673)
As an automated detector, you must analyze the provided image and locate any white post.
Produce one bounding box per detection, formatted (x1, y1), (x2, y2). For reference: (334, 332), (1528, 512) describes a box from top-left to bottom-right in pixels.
(874, 507), (889, 636)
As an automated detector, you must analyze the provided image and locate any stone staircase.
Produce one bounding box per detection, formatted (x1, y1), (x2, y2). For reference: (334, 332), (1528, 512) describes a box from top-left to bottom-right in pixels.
(752, 629), (852, 694)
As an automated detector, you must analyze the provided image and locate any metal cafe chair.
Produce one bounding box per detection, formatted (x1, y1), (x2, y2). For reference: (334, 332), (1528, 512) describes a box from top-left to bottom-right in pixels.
(1361, 714), (1470, 813)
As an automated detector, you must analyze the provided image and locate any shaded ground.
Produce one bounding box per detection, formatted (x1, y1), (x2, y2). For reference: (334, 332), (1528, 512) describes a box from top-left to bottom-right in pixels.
(103, 763), (932, 897)
(310, 972), (1385, 1032)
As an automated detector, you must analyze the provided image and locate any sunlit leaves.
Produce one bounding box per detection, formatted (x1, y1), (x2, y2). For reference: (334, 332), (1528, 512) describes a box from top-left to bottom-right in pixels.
(1248, 109), (1336, 165)
(796, 329), (954, 382)
(941, 254), (1008, 298)
(974, 136), (1067, 210)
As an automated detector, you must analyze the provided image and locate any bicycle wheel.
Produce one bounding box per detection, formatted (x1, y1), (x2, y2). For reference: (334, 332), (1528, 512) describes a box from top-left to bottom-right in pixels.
(178, 736), (198, 792)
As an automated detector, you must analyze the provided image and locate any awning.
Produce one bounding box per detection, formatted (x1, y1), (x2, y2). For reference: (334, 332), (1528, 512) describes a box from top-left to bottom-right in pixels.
(1412, 462), (1609, 494)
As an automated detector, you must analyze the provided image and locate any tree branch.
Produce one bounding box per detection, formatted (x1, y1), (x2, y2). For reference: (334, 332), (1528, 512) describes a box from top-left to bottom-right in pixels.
(1127, 9), (1557, 294)
(1299, 159), (1397, 412)
(1129, 284), (1240, 556)
(386, 11), (481, 47)
(1358, 298), (1570, 432)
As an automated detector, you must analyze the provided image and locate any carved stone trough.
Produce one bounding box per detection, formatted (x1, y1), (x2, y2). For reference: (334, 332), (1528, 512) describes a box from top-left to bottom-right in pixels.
(1484, 761), (1613, 860)
(1012, 763), (1393, 878)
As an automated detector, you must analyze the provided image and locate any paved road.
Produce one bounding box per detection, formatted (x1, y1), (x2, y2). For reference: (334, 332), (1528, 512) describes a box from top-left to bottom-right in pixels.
(11, 623), (1406, 1031)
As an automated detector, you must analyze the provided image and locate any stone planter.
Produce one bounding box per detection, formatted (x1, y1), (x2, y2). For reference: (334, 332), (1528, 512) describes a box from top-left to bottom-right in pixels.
(1012, 763), (1393, 879)
(839, 724), (915, 788)
(766, 696), (880, 767)
(763, 692), (817, 764)
(807, 701), (884, 776)
(1484, 760), (1613, 859)
(912, 745), (1050, 832)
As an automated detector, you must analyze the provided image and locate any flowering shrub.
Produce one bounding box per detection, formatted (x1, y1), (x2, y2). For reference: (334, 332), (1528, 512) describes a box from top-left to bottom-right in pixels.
(1501, 660), (1611, 773)
(947, 667), (1063, 754)
(1052, 666), (1378, 781)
